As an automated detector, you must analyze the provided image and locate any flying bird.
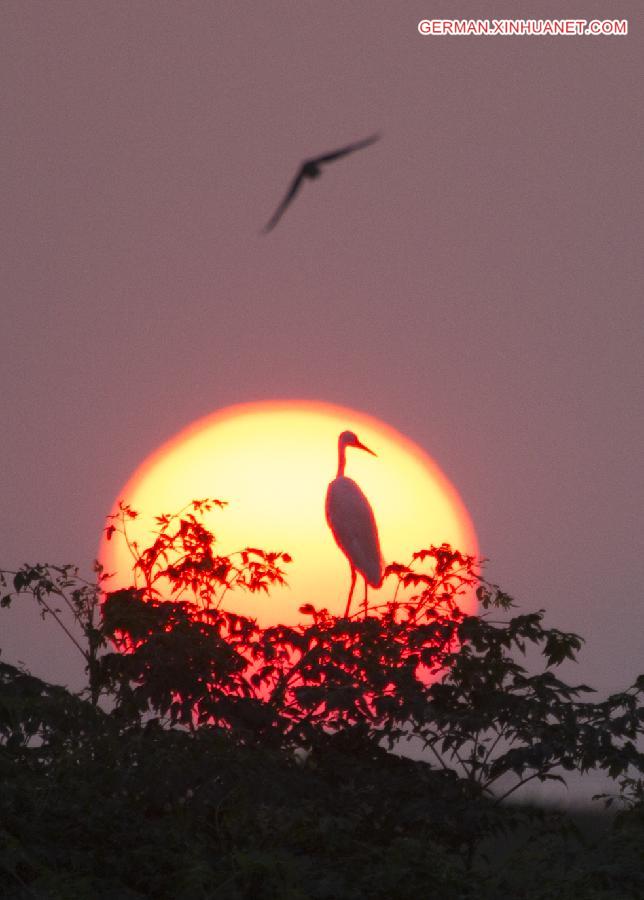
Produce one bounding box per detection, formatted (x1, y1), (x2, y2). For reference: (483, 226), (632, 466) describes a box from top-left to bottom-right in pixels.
(325, 430), (383, 618)
(262, 133), (380, 233)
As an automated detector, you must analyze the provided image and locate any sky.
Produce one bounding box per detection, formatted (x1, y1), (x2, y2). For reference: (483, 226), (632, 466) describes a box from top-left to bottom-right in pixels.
(2, 1), (643, 721)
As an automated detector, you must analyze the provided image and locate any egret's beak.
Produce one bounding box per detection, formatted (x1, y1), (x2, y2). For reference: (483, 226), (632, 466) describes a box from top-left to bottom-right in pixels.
(355, 439), (377, 457)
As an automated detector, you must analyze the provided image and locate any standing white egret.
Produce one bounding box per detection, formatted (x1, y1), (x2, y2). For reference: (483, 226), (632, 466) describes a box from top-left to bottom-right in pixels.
(325, 430), (383, 618)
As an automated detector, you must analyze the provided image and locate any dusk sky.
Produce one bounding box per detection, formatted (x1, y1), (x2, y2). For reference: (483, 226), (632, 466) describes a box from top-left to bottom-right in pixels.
(2, 2), (642, 711)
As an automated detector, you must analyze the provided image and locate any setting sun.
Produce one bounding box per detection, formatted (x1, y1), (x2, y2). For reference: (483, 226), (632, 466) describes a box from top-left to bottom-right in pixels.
(99, 401), (478, 625)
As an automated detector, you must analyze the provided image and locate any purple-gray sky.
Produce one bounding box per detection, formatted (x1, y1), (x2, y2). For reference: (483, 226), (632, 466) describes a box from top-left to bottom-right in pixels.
(2, 3), (642, 706)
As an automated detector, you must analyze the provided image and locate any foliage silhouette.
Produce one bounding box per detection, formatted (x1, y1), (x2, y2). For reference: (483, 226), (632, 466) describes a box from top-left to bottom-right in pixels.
(1, 499), (644, 897)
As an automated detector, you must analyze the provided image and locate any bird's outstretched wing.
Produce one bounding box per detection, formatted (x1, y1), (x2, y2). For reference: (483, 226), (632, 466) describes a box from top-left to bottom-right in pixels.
(262, 132), (380, 233)
(313, 132), (380, 165)
(262, 169), (306, 233)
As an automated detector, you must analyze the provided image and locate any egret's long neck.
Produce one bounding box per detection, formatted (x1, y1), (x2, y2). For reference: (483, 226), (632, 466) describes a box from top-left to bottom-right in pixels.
(337, 441), (347, 477)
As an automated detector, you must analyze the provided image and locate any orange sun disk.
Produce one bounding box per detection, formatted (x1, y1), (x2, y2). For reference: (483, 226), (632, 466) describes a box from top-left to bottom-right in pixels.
(99, 401), (478, 627)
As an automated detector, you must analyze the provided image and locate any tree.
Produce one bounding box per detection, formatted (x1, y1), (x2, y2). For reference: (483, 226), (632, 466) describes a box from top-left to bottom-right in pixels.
(2, 499), (644, 896)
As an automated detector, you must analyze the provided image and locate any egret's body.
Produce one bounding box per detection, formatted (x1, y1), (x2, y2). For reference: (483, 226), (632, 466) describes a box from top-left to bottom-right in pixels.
(325, 431), (383, 617)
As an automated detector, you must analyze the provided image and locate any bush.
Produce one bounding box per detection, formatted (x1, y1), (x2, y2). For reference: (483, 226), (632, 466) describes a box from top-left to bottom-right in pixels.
(1, 500), (643, 897)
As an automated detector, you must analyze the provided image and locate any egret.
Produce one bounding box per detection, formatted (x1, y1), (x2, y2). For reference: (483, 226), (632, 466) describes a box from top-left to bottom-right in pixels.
(262, 133), (380, 233)
(325, 430), (383, 618)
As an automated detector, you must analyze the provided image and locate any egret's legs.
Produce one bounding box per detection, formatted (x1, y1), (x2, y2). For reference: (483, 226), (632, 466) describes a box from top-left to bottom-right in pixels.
(344, 567), (357, 617)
